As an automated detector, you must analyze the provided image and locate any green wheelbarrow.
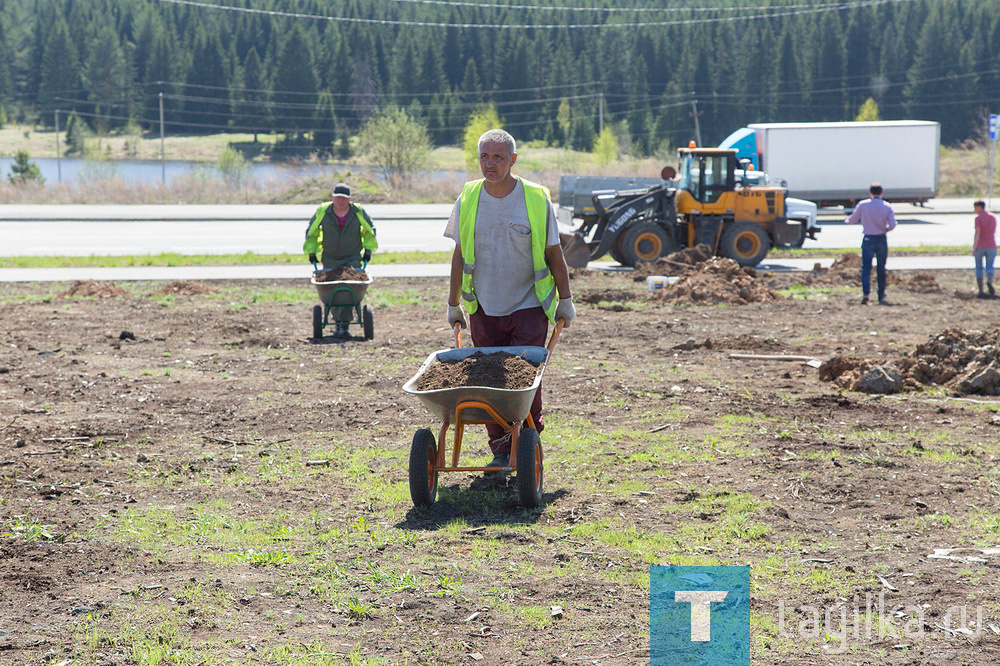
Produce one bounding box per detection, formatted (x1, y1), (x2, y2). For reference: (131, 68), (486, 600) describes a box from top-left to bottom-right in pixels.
(309, 263), (374, 341)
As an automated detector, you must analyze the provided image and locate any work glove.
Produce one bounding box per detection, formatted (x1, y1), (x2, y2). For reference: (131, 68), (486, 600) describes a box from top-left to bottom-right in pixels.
(308, 253), (318, 264)
(362, 249), (372, 264)
(555, 296), (576, 328)
(447, 303), (467, 329)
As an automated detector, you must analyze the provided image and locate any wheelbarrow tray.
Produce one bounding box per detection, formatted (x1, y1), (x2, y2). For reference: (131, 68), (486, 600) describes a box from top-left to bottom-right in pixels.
(402, 346), (549, 425)
(311, 274), (373, 306)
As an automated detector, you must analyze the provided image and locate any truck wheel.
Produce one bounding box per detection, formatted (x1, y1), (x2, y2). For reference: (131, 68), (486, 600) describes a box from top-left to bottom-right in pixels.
(620, 222), (673, 267)
(776, 221), (808, 249)
(720, 221), (770, 267)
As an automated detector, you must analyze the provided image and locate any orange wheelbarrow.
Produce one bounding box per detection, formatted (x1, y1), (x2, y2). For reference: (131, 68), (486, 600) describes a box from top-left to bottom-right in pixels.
(401, 319), (565, 508)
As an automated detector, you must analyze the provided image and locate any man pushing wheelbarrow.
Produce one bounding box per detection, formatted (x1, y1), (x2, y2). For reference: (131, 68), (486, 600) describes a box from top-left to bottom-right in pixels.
(445, 129), (576, 470)
(304, 182), (378, 339)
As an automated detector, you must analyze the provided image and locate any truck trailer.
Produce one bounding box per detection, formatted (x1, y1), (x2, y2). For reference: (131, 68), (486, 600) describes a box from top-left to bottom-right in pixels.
(719, 121), (940, 207)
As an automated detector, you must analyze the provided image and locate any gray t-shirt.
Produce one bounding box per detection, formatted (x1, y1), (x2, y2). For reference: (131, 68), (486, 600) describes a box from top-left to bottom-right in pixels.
(444, 179), (560, 317)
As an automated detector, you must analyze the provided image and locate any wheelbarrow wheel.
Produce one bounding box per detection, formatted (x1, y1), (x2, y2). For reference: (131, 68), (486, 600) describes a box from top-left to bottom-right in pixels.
(516, 427), (543, 507)
(312, 305), (323, 339)
(408, 429), (438, 507)
(362, 305), (374, 341)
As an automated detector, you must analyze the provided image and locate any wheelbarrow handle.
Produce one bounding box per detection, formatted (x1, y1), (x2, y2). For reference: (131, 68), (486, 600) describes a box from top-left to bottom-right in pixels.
(453, 322), (463, 349)
(310, 260), (319, 274)
(546, 318), (566, 356)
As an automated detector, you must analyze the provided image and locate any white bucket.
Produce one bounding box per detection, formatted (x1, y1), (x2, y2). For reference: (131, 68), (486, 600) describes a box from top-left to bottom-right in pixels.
(646, 275), (668, 291)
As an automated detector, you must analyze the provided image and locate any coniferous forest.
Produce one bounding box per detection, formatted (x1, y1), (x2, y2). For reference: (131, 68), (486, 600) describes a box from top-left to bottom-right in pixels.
(2, 0), (999, 155)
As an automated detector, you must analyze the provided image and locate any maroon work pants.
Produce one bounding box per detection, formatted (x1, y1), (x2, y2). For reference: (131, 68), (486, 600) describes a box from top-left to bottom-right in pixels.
(469, 306), (548, 455)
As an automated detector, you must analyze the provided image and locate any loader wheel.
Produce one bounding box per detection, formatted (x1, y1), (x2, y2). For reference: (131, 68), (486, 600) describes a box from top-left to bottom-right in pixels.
(720, 221), (770, 267)
(620, 222), (673, 267)
(609, 236), (628, 266)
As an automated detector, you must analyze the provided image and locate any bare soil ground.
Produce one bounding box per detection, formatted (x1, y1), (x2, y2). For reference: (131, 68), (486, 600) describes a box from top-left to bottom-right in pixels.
(1, 268), (999, 665)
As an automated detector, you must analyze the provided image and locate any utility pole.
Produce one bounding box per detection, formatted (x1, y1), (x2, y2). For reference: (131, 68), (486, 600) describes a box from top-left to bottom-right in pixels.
(689, 98), (702, 147)
(159, 92), (166, 185)
(989, 113), (998, 209)
(54, 110), (62, 183)
(598, 92), (604, 135)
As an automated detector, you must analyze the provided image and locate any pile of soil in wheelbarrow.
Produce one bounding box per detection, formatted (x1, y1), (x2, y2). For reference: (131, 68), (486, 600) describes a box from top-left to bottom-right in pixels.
(152, 280), (218, 296)
(632, 244), (714, 281)
(799, 254), (941, 293)
(417, 351), (541, 391)
(315, 267), (368, 282)
(648, 257), (781, 305)
(819, 326), (1000, 395)
(58, 280), (130, 298)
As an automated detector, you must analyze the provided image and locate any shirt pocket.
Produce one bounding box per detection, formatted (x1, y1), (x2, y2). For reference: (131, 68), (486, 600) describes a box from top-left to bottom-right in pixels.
(509, 223), (531, 237)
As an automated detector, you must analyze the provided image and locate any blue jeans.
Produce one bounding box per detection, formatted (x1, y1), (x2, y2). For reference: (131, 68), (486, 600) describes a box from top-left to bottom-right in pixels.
(974, 248), (996, 281)
(861, 234), (888, 299)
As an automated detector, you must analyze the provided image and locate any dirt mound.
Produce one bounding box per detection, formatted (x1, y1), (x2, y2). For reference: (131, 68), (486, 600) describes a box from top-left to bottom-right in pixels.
(58, 280), (130, 298)
(802, 254), (940, 293)
(674, 334), (782, 352)
(315, 267), (368, 282)
(632, 244), (714, 281)
(579, 289), (636, 304)
(820, 327), (1000, 395)
(903, 273), (942, 293)
(152, 280), (218, 296)
(649, 257), (780, 305)
(417, 351), (540, 391)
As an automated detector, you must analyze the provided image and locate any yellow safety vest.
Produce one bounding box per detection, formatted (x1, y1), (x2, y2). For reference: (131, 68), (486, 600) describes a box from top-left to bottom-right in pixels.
(303, 202), (378, 256)
(458, 177), (558, 322)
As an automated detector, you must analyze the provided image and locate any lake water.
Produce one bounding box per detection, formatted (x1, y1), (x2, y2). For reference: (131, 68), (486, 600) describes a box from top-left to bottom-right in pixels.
(0, 156), (460, 187)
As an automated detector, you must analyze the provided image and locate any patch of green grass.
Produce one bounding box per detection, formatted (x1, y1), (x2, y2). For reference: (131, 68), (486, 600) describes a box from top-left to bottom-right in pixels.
(0, 250), (452, 269)
(519, 604), (554, 629)
(768, 245), (970, 259)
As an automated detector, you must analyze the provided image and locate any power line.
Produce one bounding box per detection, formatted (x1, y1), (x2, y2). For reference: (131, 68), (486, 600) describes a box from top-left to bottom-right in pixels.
(151, 79), (605, 100)
(155, 0), (916, 30)
(385, 0), (844, 13)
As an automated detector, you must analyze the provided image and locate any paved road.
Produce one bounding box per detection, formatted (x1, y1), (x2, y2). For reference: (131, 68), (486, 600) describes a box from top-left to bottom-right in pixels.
(0, 198), (985, 257)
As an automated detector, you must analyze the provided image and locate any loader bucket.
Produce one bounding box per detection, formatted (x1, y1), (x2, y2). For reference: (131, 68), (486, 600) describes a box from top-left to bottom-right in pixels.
(560, 231), (591, 268)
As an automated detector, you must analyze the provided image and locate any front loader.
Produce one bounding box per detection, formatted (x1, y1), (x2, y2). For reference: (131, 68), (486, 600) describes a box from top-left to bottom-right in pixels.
(559, 146), (805, 268)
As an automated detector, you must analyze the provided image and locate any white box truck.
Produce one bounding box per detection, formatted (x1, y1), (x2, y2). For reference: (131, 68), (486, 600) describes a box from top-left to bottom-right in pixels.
(719, 121), (940, 207)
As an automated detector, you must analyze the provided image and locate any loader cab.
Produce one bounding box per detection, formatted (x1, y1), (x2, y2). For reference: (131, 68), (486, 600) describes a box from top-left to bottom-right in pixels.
(677, 148), (737, 205)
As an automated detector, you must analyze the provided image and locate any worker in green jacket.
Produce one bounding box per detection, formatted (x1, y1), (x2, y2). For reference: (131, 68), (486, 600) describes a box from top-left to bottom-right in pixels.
(303, 182), (378, 337)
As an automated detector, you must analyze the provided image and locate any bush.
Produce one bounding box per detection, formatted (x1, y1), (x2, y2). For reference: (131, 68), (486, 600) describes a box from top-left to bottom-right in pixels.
(357, 107), (431, 187)
(593, 127), (620, 166)
(8, 150), (45, 185)
(217, 146), (249, 185)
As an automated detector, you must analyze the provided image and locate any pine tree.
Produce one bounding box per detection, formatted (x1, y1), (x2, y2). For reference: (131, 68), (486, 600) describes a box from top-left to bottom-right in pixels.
(235, 47), (271, 142)
(37, 19), (81, 123)
(276, 25), (319, 137)
(83, 25), (129, 133)
(184, 32), (230, 132)
(313, 91), (339, 156)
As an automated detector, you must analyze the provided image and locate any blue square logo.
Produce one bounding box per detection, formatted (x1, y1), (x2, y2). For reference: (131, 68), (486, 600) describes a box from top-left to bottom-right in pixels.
(650, 566), (751, 665)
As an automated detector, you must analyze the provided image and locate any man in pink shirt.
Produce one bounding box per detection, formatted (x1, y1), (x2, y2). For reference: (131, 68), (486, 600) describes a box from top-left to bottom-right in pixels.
(845, 182), (897, 305)
(973, 200), (997, 298)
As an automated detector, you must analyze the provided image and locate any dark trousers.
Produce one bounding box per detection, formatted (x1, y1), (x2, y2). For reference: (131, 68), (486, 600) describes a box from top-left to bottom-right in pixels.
(861, 234), (888, 298)
(470, 306), (548, 455)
